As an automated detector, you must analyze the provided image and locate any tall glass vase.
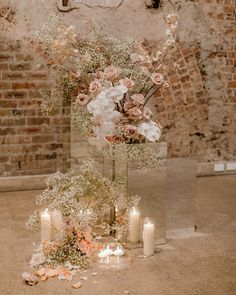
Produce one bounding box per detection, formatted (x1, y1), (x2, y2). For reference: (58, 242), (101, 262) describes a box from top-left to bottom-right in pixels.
(103, 144), (128, 235)
(103, 142), (167, 244)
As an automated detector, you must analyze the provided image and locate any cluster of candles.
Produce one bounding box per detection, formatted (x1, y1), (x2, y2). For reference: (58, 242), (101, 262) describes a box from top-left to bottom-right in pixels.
(40, 206), (155, 257)
(98, 245), (125, 258)
(129, 207), (155, 257)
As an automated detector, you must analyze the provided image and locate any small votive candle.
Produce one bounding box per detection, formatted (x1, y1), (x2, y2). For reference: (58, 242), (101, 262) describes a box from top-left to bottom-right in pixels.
(143, 217), (155, 257)
(129, 207), (140, 243)
(103, 245), (113, 257)
(40, 208), (51, 243)
(98, 249), (107, 258)
(113, 245), (124, 257)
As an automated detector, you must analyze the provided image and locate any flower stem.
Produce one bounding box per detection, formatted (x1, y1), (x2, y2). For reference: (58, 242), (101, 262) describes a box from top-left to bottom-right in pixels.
(143, 86), (161, 106)
(144, 83), (155, 97)
(140, 76), (150, 94)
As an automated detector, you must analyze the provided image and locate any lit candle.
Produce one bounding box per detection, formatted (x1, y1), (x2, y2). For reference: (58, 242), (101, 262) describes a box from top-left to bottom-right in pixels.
(40, 208), (51, 243)
(98, 249), (107, 258)
(51, 209), (63, 232)
(103, 245), (113, 257)
(113, 245), (124, 256)
(143, 218), (155, 257)
(129, 207), (140, 243)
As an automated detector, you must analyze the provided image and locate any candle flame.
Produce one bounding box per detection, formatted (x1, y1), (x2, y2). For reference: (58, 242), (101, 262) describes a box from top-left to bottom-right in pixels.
(42, 208), (50, 217)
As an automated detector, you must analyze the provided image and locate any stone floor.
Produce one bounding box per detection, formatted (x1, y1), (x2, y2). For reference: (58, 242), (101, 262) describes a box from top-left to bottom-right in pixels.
(0, 175), (235, 295)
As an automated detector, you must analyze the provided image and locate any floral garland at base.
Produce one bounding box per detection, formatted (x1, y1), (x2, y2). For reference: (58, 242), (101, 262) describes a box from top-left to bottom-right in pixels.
(24, 159), (139, 287)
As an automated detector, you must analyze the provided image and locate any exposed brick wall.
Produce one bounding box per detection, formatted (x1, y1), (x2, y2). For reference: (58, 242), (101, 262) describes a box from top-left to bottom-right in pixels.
(0, 38), (70, 176)
(155, 0), (236, 161)
(0, 0), (236, 178)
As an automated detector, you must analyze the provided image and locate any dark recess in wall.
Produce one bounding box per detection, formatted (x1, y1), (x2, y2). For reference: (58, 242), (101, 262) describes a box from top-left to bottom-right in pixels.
(152, 0), (161, 9)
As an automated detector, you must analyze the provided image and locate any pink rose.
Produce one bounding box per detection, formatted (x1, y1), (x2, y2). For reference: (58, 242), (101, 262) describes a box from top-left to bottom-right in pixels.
(124, 125), (138, 138)
(130, 53), (145, 64)
(124, 101), (136, 113)
(94, 71), (104, 81)
(104, 66), (118, 80)
(131, 94), (145, 105)
(143, 107), (153, 120)
(105, 135), (122, 143)
(119, 78), (135, 90)
(128, 107), (143, 121)
(89, 80), (102, 94)
(150, 73), (164, 85)
(75, 94), (89, 106)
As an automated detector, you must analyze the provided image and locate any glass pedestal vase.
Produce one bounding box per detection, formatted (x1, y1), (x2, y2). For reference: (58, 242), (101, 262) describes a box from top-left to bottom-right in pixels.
(103, 142), (167, 245)
(166, 158), (197, 239)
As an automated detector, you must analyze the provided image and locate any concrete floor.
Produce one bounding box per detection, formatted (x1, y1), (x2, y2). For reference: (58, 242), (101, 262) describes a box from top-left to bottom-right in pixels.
(0, 175), (235, 295)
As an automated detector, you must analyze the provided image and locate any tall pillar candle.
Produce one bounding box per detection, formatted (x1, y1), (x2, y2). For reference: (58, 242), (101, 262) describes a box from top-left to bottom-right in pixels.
(143, 218), (155, 256)
(41, 208), (51, 243)
(129, 207), (140, 243)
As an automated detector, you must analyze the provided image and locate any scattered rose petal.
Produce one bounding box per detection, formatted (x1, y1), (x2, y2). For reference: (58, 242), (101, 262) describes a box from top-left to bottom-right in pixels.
(45, 268), (58, 277)
(81, 276), (88, 281)
(138, 255), (144, 258)
(72, 281), (82, 289)
(35, 268), (46, 277)
(58, 269), (75, 281)
(22, 272), (39, 286)
(41, 275), (48, 281)
(124, 291), (129, 294)
(91, 272), (98, 276)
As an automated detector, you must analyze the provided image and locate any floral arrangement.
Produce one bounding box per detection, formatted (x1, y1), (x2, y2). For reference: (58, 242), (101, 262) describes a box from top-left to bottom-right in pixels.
(32, 222), (97, 269)
(34, 13), (179, 150)
(26, 160), (139, 268)
(23, 13), (179, 286)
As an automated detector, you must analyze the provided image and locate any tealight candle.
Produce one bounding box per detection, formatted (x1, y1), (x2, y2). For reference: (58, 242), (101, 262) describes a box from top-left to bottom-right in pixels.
(98, 249), (107, 258)
(129, 207), (140, 243)
(143, 218), (155, 257)
(40, 208), (51, 243)
(113, 245), (124, 257)
(103, 245), (113, 256)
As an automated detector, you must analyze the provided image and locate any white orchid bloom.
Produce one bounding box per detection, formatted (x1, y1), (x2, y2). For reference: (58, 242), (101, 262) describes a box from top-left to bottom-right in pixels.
(86, 85), (127, 149)
(104, 85), (128, 102)
(138, 121), (161, 142)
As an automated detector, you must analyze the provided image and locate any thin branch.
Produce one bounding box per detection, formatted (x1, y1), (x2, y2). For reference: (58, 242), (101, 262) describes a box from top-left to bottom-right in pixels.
(143, 86), (161, 106)
(144, 83), (155, 97)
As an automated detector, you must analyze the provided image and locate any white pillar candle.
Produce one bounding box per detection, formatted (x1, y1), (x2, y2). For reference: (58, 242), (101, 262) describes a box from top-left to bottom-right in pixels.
(143, 219), (155, 256)
(40, 208), (51, 243)
(51, 209), (63, 232)
(129, 207), (140, 243)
